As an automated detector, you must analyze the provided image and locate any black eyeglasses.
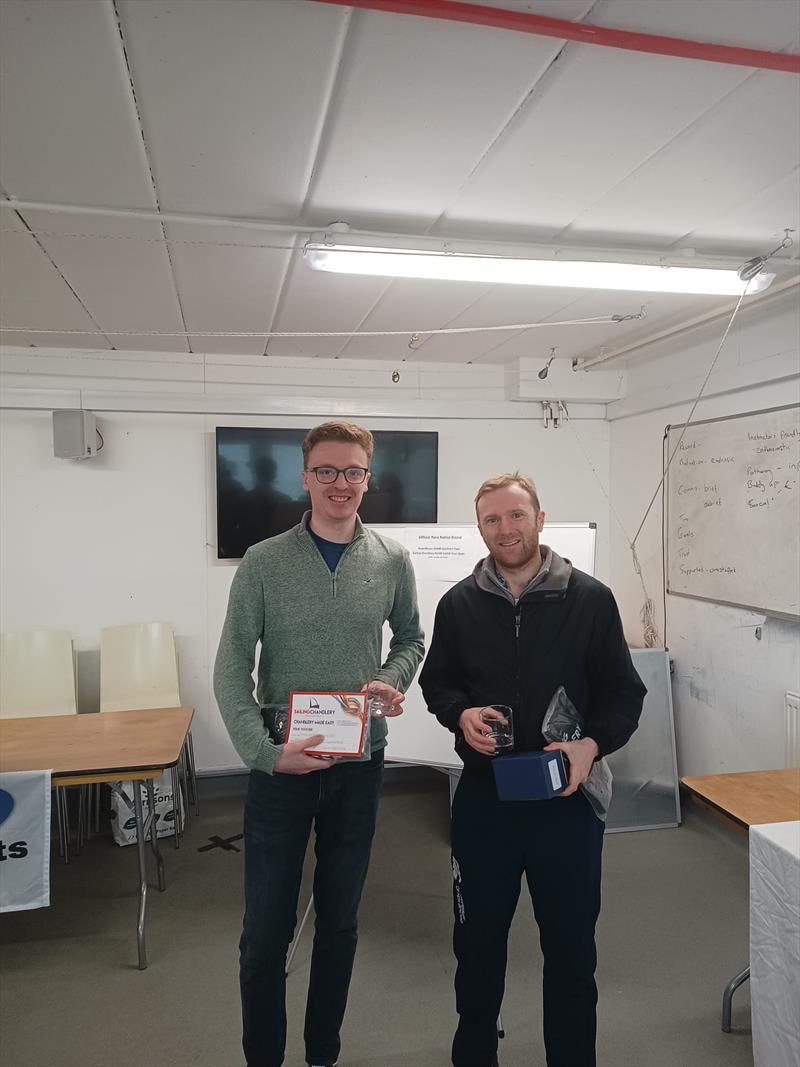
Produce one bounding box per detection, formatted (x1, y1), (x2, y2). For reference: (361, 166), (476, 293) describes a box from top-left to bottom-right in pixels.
(305, 466), (370, 484)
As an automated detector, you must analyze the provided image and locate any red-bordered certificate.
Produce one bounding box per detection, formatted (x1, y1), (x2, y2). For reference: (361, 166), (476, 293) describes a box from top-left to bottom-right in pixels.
(287, 690), (368, 757)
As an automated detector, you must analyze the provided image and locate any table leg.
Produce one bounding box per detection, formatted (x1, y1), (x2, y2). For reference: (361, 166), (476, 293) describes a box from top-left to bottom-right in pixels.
(722, 966), (749, 1032)
(133, 784), (149, 970)
(145, 778), (166, 893)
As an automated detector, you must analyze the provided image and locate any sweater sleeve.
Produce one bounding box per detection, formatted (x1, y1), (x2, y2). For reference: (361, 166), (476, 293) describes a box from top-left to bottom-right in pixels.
(374, 549), (425, 692)
(583, 587), (647, 757)
(418, 592), (472, 732)
(213, 551), (281, 775)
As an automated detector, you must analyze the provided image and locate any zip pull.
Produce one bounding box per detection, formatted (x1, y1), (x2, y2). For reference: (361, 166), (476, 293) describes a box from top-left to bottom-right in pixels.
(515, 607), (521, 639)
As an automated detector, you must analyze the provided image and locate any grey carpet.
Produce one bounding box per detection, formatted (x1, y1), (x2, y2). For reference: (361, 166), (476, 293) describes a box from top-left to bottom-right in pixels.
(0, 767), (752, 1067)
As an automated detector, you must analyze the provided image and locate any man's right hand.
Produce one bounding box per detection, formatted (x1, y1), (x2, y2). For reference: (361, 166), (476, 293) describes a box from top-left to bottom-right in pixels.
(274, 735), (334, 775)
(458, 707), (497, 756)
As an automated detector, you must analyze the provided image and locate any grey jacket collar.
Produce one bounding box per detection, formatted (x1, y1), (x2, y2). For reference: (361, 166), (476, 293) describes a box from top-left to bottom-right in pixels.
(473, 545), (572, 604)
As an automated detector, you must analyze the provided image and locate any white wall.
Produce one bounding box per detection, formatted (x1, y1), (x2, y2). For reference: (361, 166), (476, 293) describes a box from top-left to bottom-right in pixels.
(1, 348), (612, 771)
(608, 296), (800, 776)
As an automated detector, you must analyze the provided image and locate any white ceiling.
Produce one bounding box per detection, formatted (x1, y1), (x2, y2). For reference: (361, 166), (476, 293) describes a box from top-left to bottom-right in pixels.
(0, 0), (798, 365)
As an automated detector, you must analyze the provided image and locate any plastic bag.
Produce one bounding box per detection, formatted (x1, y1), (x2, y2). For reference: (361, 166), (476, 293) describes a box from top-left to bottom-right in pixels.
(110, 773), (184, 846)
(541, 686), (612, 821)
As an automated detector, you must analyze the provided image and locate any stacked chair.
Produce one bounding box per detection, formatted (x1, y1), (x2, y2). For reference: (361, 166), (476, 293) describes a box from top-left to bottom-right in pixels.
(100, 622), (198, 847)
(0, 629), (80, 861)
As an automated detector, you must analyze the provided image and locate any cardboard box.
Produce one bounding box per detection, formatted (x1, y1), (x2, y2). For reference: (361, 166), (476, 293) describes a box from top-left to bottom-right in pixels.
(492, 749), (567, 801)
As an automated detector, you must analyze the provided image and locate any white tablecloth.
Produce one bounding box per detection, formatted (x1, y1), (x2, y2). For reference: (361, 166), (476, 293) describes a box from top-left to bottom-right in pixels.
(750, 820), (800, 1067)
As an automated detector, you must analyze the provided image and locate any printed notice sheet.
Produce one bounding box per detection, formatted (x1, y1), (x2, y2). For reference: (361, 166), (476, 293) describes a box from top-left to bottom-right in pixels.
(404, 526), (486, 581)
(287, 691), (367, 757)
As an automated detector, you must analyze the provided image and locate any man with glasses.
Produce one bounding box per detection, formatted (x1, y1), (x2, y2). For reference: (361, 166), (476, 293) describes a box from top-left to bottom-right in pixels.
(215, 420), (424, 1067)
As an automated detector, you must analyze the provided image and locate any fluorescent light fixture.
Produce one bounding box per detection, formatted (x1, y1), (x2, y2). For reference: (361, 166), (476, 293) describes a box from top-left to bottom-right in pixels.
(303, 243), (774, 296)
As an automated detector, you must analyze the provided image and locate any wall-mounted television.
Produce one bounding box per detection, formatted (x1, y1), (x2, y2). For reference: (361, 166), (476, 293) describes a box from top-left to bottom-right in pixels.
(216, 427), (438, 558)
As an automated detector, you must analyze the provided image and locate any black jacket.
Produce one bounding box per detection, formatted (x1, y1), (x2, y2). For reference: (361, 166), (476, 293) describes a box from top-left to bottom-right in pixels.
(419, 548), (646, 771)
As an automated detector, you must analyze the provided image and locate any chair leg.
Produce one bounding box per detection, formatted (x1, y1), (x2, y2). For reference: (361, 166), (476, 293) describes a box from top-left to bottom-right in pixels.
(75, 786), (85, 855)
(170, 766), (181, 849)
(186, 731), (199, 815)
(55, 787), (65, 859)
(178, 748), (191, 832)
(60, 789), (71, 865)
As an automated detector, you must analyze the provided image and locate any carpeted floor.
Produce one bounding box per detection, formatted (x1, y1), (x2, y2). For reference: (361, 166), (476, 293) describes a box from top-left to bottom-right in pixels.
(0, 766), (752, 1067)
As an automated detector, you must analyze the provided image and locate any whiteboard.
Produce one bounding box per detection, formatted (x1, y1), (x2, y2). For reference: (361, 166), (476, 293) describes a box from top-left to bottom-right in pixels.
(666, 406), (800, 620)
(369, 522), (596, 768)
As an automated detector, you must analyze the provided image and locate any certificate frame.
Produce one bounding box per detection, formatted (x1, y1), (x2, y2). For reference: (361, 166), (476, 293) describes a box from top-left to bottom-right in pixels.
(287, 690), (368, 758)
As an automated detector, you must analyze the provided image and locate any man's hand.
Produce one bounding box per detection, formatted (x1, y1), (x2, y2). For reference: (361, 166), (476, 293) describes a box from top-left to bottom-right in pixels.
(274, 735), (334, 775)
(458, 706), (498, 756)
(543, 737), (599, 796)
(363, 680), (406, 718)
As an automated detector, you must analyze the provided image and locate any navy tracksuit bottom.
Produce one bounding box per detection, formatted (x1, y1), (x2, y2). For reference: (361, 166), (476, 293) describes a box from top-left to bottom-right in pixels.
(451, 771), (605, 1067)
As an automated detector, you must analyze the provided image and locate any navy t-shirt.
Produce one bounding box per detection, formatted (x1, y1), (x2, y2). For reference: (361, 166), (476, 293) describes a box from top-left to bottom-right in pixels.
(308, 527), (349, 572)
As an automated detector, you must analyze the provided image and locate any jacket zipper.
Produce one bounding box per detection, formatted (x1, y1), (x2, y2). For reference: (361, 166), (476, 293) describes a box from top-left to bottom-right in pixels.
(514, 602), (522, 715)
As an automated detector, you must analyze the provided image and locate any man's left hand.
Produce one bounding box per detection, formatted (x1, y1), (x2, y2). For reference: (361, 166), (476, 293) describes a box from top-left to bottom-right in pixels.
(543, 737), (599, 796)
(361, 680), (405, 717)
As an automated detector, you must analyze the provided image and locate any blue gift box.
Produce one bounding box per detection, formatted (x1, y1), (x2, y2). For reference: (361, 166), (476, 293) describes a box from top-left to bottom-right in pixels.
(492, 749), (567, 801)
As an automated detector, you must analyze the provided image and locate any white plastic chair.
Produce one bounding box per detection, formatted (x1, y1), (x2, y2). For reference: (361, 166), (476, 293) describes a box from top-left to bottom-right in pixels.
(0, 629), (77, 719)
(0, 629), (78, 859)
(100, 623), (198, 844)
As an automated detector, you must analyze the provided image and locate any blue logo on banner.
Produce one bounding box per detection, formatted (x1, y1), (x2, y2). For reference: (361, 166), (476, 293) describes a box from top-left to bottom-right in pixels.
(0, 788), (14, 826)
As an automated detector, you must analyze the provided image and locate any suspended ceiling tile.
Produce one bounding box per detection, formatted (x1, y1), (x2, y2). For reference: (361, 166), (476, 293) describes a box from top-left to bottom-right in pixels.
(415, 285), (592, 363)
(591, 0), (800, 48)
(267, 250), (391, 359)
(439, 45), (755, 242)
(164, 223), (293, 356)
(15, 210), (188, 354)
(116, 0), (349, 217)
(563, 71), (800, 248)
(0, 212), (110, 350)
(0, 0), (157, 208)
(337, 277), (496, 360)
(674, 170), (800, 254)
(305, 4), (594, 229)
(479, 290), (725, 364)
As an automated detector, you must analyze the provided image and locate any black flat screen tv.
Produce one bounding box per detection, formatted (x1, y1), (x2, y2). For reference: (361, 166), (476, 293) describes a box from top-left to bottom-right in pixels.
(216, 427), (438, 558)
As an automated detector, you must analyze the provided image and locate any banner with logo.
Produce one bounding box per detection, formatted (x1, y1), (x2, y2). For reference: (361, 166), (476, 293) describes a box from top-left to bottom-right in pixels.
(0, 770), (51, 913)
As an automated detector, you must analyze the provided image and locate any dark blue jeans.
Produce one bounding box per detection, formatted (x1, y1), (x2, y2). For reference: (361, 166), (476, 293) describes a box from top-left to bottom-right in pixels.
(451, 771), (604, 1067)
(240, 750), (384, 1067)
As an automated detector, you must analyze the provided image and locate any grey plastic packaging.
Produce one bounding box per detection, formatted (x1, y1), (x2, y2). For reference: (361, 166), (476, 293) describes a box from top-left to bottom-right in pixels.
(541, 686), (612, 821)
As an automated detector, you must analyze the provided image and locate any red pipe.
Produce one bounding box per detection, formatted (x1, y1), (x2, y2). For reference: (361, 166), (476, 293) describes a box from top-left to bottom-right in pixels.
(310, 0), (800, 74)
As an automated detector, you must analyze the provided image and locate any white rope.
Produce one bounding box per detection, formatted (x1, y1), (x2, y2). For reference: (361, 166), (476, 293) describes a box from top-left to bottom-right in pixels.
(630, 283), (751, 549)
(539, 279), (752, 647)
(0, 315), (619, 340)
(0, 227), (296, 251)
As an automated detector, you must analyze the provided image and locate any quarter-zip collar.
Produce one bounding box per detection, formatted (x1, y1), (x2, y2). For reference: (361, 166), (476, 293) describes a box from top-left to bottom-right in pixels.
(295, 509), (365, 553)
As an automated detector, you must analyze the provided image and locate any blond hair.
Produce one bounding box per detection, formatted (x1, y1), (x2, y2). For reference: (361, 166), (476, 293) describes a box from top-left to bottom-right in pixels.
(301, 421), (374, 466)
(474, 472), (541, 515)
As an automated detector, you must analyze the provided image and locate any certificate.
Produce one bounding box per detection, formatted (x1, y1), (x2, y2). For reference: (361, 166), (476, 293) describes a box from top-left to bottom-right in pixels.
(287, 691), (368, 757)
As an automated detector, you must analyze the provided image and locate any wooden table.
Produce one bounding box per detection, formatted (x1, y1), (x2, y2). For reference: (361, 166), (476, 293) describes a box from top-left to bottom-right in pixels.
(0, 707), (194, 969)
(681, 768), (800, 1031)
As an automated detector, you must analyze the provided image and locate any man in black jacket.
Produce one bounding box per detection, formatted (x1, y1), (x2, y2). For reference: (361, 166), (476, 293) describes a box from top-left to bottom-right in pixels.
(419, 473), (646, 1067)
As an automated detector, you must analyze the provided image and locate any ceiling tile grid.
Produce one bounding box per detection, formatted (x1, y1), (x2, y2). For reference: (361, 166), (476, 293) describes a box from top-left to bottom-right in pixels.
(0, 0), (797, 364)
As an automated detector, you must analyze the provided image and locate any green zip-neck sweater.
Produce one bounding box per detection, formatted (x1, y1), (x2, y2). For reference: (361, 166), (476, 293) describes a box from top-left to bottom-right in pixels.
(213, 512), (424, 774)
